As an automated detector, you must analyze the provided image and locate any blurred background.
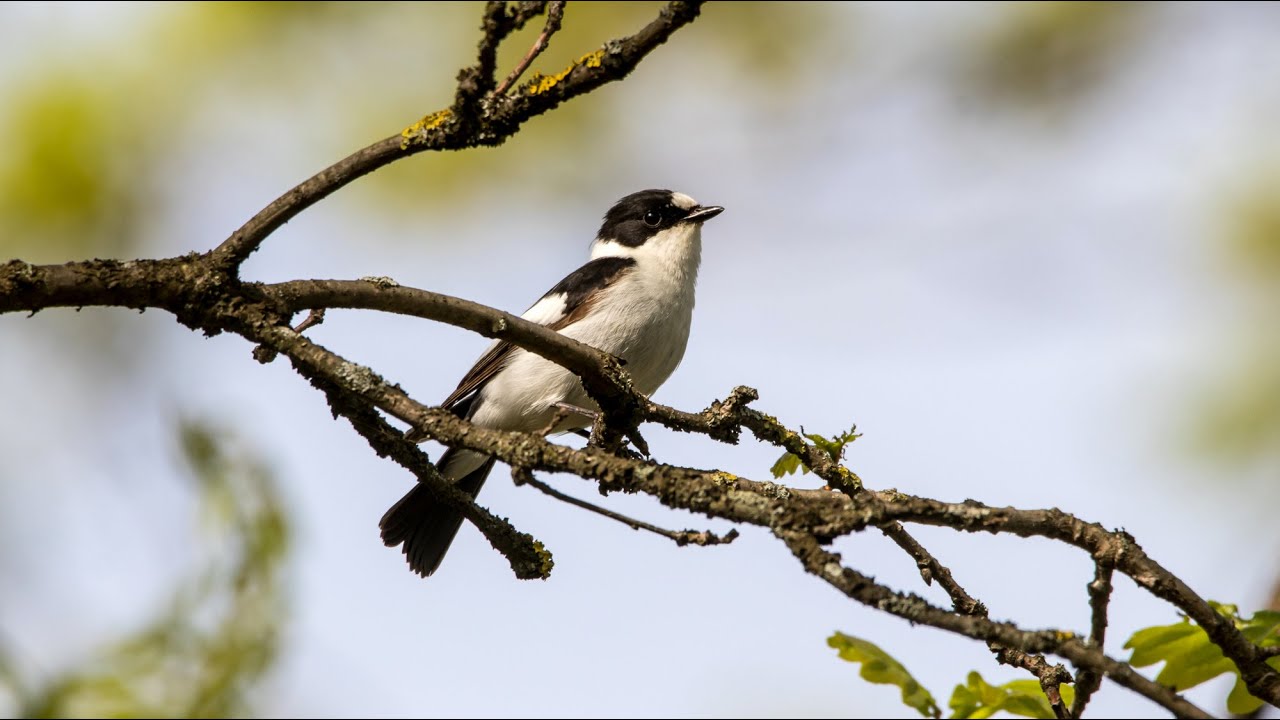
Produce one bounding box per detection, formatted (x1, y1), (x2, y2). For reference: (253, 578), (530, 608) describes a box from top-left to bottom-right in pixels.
(2, 2), (1279, 717)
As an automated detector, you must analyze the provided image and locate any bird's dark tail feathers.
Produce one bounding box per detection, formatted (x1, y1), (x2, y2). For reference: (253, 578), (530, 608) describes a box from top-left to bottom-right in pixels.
(379, 448), (496, 577)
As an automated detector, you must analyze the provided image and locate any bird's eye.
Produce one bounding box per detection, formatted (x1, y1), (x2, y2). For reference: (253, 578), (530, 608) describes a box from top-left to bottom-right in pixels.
(643, 210), (662, 227)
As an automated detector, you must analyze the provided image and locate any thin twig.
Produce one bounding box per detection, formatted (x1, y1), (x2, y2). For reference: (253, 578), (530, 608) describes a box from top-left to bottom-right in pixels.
(493, 1), (566, 96)
(293, 307), (326, 333)
(1072, 562), (1115, 717)
(1041, 675), (1072, 719)
(780, 531), (1211, 719)
(513, 467), (737, 547)
(210, 1), (706, 271)
(757, 405), (1071, 692)
(252, 308), (327, 363)
(882, 518), (1074, 702)
(880, 529), (1072, 713)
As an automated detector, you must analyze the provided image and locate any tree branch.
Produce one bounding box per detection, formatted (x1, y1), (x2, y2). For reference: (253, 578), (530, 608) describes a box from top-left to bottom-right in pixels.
(7, 259), (1279, 710)
(6, 243), (1279, 716)
(493, 1), (566, 97)
(1071, 562), (1115, 717)
(513, 467), (738, 547)
(266, 329), (553, 580)
(780, 532), (1211, 719)
(210, 1), (705, 273)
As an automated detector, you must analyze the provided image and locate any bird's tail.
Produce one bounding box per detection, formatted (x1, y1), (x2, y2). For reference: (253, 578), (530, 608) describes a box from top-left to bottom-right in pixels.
(379, 447), (496, 577)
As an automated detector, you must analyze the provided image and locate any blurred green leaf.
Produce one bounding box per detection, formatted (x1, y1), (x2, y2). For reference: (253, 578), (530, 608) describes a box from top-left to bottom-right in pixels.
(1, 2), (840, 246)
(965, 2), (1139, 113)
(1124, 602), (1280, 715)
(366, 2), (837, 208)
(769, 451), (803, 478)
(1225, 170), (1280, 277)
(948, 672), (1074, 719)
(0, 75), (147, 260)
(1197, 167), (1280, 468)
(828, 632), (940, 718)
(1, 420), (290, 718)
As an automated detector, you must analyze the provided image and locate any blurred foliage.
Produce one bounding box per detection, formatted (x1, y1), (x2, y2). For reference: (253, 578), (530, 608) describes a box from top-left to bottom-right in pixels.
(1225, 169), (1280, 278)
(0, 420), (290, 718)
(948, 672), (1074, 720)
(770, 424), (860, 478)
(1197, 167), (1280, 467)
(963, 2), (1140, 114)
(0, 2), (834, 259)
(0, 3), (372, 262)
(1124, 601), (1280, 715)
(0, 73), (149, 261)
(367, 1), (835, 209)
(829, 632), (940, 718)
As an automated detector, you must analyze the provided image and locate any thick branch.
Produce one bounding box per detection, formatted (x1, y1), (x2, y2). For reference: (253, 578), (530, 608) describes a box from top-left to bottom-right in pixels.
(264, 278), (625, 397)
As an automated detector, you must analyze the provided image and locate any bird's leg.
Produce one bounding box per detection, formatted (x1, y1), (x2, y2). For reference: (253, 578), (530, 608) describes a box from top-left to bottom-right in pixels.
(620, 427), (651, 459)
(554, 402), (649, 459)
(553, 401), (598, 422)
(535, 405), (574, 438)
(548, 403), (603, 442)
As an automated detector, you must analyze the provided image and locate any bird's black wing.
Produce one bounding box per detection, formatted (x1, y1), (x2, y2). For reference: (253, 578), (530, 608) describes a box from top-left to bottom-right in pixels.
(435, 255), (638, 413)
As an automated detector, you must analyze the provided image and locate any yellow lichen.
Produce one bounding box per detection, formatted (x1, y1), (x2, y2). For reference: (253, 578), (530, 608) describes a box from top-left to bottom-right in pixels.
(534, 541), (554, 578)
(524, 50), (605, 96)
(400, 108), (453, 149)
(710, 471), (740, 487)
(836, 467), (863, 489)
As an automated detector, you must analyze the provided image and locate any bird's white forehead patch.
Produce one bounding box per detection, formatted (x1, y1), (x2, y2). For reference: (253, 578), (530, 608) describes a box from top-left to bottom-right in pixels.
(671, 192), (697, 210)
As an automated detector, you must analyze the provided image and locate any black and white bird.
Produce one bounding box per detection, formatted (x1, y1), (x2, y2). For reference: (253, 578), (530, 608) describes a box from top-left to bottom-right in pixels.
(380, 189), (724, 577)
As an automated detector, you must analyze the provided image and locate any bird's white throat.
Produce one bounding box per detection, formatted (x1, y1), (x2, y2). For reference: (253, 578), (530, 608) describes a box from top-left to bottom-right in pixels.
(591, 222), (703, 299)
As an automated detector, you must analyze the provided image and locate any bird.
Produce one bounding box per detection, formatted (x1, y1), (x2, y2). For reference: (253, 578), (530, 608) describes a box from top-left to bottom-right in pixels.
(380, 189), (724, 577)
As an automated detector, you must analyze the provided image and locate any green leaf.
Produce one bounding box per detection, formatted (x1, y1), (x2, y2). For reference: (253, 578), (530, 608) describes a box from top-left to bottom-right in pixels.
(1124, 602), (1280, 712)
(1125, 622), (1201, 667)
(769, 451), (803, 478)
(1227, 673), (1265, 716)
(828, 632), (940, 718)
(1242, 610), (1280, 644)
(769, 424), (860, 478)
(947, 672), (1074, 719)
(10, 420), (291, 718)
(1225, 655), (1280, 715)
(807, 425), (862, 463)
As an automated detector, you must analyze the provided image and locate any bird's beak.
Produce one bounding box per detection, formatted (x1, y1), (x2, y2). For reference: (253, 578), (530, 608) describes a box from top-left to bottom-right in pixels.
(684, 205), (724, 224)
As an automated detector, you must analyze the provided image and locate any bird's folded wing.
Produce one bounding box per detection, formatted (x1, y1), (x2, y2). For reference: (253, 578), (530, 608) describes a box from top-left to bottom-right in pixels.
(439, 256), (637, 411)
(440, 340), (519, 410)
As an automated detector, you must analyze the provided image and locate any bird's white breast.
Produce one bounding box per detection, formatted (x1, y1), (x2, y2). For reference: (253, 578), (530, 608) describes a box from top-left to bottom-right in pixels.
(471, 223), (703, 434)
